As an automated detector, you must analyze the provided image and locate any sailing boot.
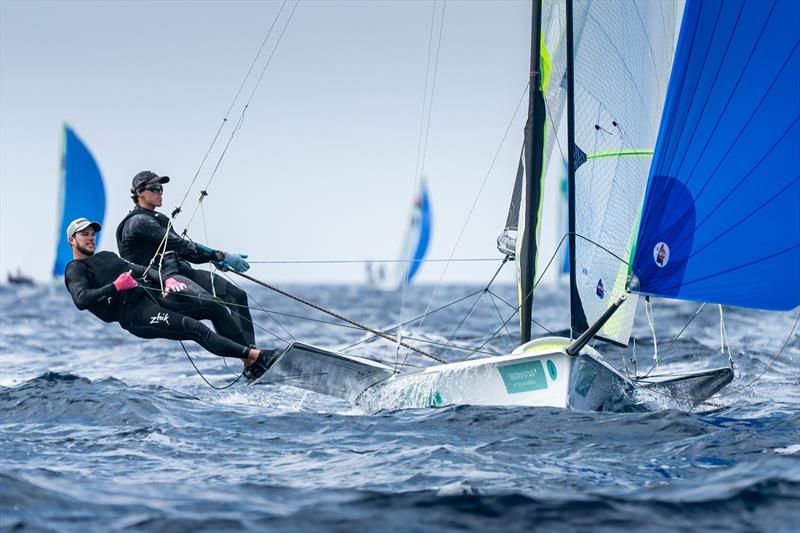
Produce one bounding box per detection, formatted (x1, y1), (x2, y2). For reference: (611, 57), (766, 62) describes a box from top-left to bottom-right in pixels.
(243, 349), (281, 383)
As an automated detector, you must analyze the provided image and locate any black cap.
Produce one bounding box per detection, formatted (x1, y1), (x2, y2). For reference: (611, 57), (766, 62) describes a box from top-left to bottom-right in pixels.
(131, 170), (170, 192)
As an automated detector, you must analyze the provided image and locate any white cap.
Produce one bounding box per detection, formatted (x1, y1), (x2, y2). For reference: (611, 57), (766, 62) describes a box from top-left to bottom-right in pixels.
(66, 217), (101, 238)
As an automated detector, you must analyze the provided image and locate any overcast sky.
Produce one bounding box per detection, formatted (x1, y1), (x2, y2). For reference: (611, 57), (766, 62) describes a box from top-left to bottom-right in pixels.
(1, 0), (569, 284)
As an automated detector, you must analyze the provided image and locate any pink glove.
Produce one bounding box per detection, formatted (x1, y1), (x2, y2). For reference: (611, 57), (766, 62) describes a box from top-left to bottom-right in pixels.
(164, 278), (187, 294)
(113, 271), (138, 292)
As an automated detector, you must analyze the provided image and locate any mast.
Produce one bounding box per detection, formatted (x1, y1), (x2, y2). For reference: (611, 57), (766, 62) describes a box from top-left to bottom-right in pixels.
(565, 0), (587, 338)
(519, 0), (547, 344)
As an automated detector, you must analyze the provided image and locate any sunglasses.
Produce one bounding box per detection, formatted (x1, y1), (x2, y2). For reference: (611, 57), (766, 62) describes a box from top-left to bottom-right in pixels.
(143, 185), (164, 193)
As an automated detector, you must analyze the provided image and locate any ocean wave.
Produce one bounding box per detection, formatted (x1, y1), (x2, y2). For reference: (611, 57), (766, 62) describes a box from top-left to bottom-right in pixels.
(0, 372), (200, 426)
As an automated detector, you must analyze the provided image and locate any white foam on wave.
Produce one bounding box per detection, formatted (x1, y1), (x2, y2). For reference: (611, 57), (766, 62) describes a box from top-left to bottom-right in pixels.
(774, 444), (800, 456)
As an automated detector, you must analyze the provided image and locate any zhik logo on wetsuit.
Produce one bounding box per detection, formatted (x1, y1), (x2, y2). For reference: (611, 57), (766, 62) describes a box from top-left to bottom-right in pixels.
(150, 313), (170, 325)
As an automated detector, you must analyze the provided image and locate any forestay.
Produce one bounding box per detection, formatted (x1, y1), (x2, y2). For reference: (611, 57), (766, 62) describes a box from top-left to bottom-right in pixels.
(629, 0), (800, 311)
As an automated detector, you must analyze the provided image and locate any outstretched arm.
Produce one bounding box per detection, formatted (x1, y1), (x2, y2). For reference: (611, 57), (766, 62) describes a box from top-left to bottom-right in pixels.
(124, 214), (221, 264)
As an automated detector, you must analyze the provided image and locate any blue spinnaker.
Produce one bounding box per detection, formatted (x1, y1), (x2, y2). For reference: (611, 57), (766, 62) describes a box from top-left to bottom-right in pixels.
(629, 0), (800, 311)
(405, 180), (431, 283)
(53, 126), (106, 276)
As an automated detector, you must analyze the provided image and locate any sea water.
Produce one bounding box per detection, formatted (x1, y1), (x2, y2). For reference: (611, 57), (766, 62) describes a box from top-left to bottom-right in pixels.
(1, 282), (798, 531)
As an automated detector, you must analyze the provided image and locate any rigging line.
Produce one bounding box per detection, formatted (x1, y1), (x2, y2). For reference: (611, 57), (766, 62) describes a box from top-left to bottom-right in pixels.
(639, 302), (705, 378)
(399, 0), (447, 350)
(233, 271), (448, 363)
(141, 282), (485, 348)
(573, 232), (629, 265)
(638, 309), (800, 403)
(486, 288), (554, 335)
(541, 85), (567, 165)
(487, 291), (517, 351)
(137, 284), (294, 344)
(401, 256), (509, 368)
(249, 258), (500, 264)
(487, 289), (517, 310)
(454, 234), (569, 363)
(244, 0), (301, 106)
(140, 0), (300, 284)
(433, 289), (488, 360)
(180, 341), (244, 390)
(217, 270), (296, 342)
(487, 287), (549, 335)
(396, 0), (438, 334)
(200, 199), (238, 377)
(403, 82), (529, 352)
(182, 0), (302, 234)
(456, 313), (517, 363)
(138, 284), (243, 387)
(645, 297), (658, 370)
(487, 289), (550, 336)
(709, 312), (799, 399)
(411, 0), (438, 184)
(719, 304), (735, 370)
(416, 0), (447, 179)
(176, 0), (290, 211)
(383, 334), (503, 359)
(340, 288), (485, 352)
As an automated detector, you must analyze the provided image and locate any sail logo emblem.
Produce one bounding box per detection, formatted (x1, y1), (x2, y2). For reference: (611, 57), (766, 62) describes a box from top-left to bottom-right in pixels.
(653, 242), (670, 268)
(596, 279), (605, 299)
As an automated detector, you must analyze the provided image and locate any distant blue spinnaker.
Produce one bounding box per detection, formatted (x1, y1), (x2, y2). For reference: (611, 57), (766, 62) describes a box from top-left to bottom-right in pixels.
(53, 126), (106, 276)
(405, 179), (431, 284)
(630, 0), (800, 311)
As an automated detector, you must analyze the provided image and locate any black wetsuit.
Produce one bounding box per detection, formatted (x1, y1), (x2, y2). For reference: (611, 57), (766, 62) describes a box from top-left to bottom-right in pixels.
(116, 207), (256, 346)
(64, 251), (250, 359)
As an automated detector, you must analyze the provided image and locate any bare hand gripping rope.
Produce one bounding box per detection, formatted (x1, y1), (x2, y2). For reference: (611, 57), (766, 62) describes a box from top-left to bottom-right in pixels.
(233, 272), (448, 364)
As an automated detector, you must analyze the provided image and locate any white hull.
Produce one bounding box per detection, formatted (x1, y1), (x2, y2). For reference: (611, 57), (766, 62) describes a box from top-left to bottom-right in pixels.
(255, 337), (678, 412)
(354, 337), (635, 412)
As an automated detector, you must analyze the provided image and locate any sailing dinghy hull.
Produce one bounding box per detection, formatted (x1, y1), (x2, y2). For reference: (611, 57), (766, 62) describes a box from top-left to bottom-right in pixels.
(254, 338), (732, 412)
(354, 338), (637, 412)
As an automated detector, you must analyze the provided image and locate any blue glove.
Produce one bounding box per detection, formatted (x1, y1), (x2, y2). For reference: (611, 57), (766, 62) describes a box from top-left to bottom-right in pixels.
(224, 252), (250, 273)
(213, 259), (230, 272)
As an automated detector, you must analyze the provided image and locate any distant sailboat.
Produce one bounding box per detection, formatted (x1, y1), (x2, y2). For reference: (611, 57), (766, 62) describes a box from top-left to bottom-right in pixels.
(367, 178), (432, 290)
(7, 269), (35, 286)
(53, 125), (106, 276)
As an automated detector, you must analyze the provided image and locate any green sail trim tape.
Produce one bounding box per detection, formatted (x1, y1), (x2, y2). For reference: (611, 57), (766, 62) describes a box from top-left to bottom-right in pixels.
(586, 148), (654, 161)
(582, 147), (655, 283)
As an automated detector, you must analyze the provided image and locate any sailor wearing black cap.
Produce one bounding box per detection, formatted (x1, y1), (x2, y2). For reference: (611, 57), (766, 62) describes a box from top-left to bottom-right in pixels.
(64, 217), (278, 381)
(116, 171), (257, 347)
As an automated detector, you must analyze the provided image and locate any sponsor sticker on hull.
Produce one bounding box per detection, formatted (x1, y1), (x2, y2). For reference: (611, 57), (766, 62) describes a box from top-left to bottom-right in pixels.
(498, 360), (548, 394)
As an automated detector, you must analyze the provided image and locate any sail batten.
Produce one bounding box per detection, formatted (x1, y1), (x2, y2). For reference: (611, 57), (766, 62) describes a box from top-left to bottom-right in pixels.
(630, 0), (800, 312)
